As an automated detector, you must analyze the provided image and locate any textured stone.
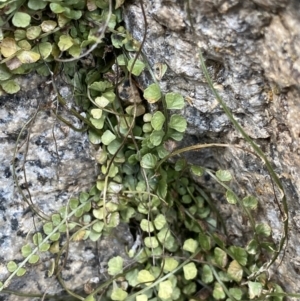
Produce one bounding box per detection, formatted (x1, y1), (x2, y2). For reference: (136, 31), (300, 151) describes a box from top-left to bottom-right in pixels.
(123, 0), (300, 295)
(0, 74), (133, 300)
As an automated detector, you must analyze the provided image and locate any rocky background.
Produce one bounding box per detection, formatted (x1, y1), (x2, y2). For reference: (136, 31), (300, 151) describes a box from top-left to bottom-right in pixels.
(1, 0), (300, 299)
(0, 75), (133, 300)
(124, 0), (300, 295)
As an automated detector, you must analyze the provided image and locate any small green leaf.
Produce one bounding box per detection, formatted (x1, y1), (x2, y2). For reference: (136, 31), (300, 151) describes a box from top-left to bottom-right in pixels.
(17, 50), (40, 63)
(154, 214), (166, 230)
(107, 212), (120, 227)
(227, 260), (243, 282)
(198, 233), (211, 251)
(137, 270), (155, 286)
(111, 288), (128, 301)
(169, 129), (184, 141)
(107, 139), (122, 155)
(1, 80), (20, 94)
(89, 80), (113, 92)
(29, 254), (39, 264)
(143, 83), (161, 103)
(243, 195), (258, 210)
(0, 65), (12, 81)
(50, 3), (65, 13)
(58, 35), (73, 51)
(142, 123), (152, 133)
(0, 37), (18, 57)
(183, 238), (198, 253)
(248, 281), (262, 299)
(163, 257), (179, 272)
(166, 92), (184, 109)
(33, 232), (43, 245)
(95, 96), (110, 107)
(144, 236), (159, 248)
(175, 158), (186, 171)
(101, 130), (116, 145)
(190, 165), (204, 176)
(103, 91), (116, 102)
(213, 283), (226, 300)
(69, 198), (79, 210)
(64, 9), (82, 20)
(169, 114), (187, 132)
(156, 145), (169, 159)
(36, 65), (51, 76)
(68, 44), (81, 57)
(36, 42), (52, 59)
(14, 29), (26, 41)
(111, 34), (124, 48)
(246, 239), (258, 255)
(102, 163), (119, 178)
(90, 115), (106, 130)
(83, 202), (92, 213)
(59, 206), (67, 218)
(16, 268), (26, 276)
(51, 213), (61, 226)
(7, 261), (17, 272)
(214, 247), (228, 268)
(226, 190), (237, 204)
(79, 192), (90, 203)
(143, 113), (152, 122)
(127, 58), (145, 76)
(89, 130), (102, 144)
(21, 244), (32, 257)
(229, 288), (243, 300)
(255, 223), (271, 237)
(117, 54), (126, 65)
(43, 222), (53, 235)
(12, 12), (31, 28)
(141, 219), (154, 232)
(39, 242), (50, 252)
(157, 179), (167, 199)
(229, 246), (247, 266)
(92, 221), (104, 232)
(50, 232), (60, 241)
(125, 268), (139, 287)
(18, 39), (31, 50)
(216, 170), (232, 182)
(158, 280), (173, 300)
(157, 227), (171, 244)
(28, 0), (48, 10)
(201, 264), (214, 284)
(150, 130), (165, 146)
(41, 20), (57, 33)
(151, 111), (165, 130)
(26, 26), (41, 40)
(183, 262), (197, 280)
(140, 153), (157, 169)
(107, 256), (123, 276)
(89, 230), (102, 241)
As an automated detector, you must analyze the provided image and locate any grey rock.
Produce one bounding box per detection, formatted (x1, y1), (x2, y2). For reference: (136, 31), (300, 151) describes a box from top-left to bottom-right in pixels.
(124, 0), (300, 295)
(0, 74), (133, 300)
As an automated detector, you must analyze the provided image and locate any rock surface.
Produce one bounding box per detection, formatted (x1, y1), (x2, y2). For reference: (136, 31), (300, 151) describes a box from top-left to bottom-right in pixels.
(0, 74), (133, 300)
(1, 0), (300, 299)
(123, 0), (300, 296)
